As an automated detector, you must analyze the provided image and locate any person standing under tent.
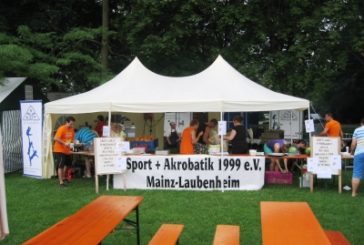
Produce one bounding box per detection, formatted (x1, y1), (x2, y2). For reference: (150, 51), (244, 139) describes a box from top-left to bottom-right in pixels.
(203, 119), (219, 145)
(319, 112), (343, 138)
(350, 118), (364, 197)
(165, 122), (180, 152)
(180, 119), (203, 154)
(94, 115), (105, 137)
(75, 126), (98, 178)
(223, 115), (248, 154)
(53, 116), (75, 186)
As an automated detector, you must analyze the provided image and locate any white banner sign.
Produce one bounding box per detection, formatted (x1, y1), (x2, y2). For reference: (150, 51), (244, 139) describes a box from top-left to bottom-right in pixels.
(114, 155), (265, 191)
(94, 137), (125, 175)
(20, 100), (43, 178)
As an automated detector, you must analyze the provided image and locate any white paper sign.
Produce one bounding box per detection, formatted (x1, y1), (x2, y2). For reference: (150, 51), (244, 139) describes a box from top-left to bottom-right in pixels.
(317, 172), (332, 179)
(218, 121), (227, 136)
(94, 137), (123, 175)
(312, 137), (340, 175)
(118, 141), (130, 153)
(305, 119), (315, 133)
(331, 155), (342, 170)
(102, 126), (110, 137)
(114, 155), (265, 191)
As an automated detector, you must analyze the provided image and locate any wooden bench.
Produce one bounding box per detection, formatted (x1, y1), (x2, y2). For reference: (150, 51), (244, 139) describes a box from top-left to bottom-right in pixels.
(213, 225), (240, 245)
(148, 224), (184, 245)
(23, 195), (143, 245)
(325, 231), (351, 245)
(260, 202), (331, 244)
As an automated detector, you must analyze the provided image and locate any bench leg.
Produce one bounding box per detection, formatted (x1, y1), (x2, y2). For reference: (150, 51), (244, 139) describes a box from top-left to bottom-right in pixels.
(136, 206), (140, 245)
(124, 207), (140, 245)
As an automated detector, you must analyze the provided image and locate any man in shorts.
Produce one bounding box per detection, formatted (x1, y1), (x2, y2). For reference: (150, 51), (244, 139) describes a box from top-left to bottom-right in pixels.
(53, 116), (76, 186)
(351, 118), (364, 197)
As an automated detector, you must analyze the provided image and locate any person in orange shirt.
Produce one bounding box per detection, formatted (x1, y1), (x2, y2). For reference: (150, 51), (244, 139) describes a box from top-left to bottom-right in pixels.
(319, 112), (343, 138)
(53, 116), (76, 186)
(180, 119), (203, 154)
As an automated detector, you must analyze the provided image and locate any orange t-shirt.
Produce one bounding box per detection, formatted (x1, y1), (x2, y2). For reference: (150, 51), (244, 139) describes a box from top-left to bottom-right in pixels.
(180, 127), (195, 154)
(53, 125), (75, 154)
(325, 119), (342, 137)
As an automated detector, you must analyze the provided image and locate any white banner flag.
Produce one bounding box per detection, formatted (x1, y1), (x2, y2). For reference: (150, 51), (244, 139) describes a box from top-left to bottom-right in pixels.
(21, 100), (43, 178)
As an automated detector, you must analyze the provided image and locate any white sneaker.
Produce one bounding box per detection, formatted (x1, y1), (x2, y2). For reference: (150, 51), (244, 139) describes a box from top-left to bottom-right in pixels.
(343, 185), (351, 191)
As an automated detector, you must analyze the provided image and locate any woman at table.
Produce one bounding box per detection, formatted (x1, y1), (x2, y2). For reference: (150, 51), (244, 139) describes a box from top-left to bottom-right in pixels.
(180, 119), (203, 154)
(223, 115), (248, 154)
(351, 118), (364, 197)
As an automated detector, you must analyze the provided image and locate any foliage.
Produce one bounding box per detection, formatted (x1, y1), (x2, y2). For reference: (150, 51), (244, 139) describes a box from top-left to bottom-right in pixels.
(0, 0), (363, 121)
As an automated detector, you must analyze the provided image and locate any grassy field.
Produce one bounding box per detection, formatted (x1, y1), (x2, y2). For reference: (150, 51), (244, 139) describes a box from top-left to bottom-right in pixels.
(1, 171), (363, 245)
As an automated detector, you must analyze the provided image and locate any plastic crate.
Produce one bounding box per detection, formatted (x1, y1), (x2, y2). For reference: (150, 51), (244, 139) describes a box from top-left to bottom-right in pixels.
(130, 139), (158, 152)
(265, 171), (293, 185)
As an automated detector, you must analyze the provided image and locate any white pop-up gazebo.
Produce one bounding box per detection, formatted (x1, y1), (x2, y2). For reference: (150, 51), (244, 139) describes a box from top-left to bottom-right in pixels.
(43, 55), (310, 178)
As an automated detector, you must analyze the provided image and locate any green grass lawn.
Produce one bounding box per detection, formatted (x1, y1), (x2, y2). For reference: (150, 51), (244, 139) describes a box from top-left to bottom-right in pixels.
(1, 171), (363, 244)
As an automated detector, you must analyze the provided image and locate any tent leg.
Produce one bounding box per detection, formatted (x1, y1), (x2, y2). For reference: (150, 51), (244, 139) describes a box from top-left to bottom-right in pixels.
(108, 110), (111, 136)
(220, 111), (224, 193)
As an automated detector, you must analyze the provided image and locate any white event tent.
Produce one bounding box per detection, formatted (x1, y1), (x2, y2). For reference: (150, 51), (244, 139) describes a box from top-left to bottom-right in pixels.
(43, 55), (310, 178)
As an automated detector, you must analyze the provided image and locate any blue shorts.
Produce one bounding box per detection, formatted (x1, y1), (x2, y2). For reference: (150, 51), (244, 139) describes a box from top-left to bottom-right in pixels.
(353, 153), (364, 180)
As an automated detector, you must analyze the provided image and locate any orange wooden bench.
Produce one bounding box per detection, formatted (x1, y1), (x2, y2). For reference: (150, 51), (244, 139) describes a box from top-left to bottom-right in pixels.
(148, 224), (184, 245)
(212, 225), (240, 245)
(325, 231), (351, 245)
(260, 202), (331, 245)
(22, 195), (143, 245)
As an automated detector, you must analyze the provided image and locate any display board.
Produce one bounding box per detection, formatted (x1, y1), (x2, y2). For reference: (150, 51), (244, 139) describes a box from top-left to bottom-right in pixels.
(270, 110), (303, 139)
(311, 136), (341, 176)
(94, 137), (125, 175)
(20, 100), (43, 178)
(114, 155), (265, 191)
(164, 112), (191, 136)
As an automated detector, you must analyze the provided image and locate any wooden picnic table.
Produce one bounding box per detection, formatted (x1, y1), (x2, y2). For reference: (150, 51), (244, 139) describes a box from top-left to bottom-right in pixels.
(23, 195), (143, 245)
(260, 201), (331, 245)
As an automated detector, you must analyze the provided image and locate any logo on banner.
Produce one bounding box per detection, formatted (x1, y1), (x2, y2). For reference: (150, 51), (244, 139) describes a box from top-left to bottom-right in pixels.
(25, 126), (39, 166)
(22, 105), (40, 121)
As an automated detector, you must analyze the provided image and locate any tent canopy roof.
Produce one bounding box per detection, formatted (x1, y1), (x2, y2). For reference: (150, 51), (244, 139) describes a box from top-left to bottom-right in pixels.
(0, 77), (26, 104)
(45, 55), (309, 114)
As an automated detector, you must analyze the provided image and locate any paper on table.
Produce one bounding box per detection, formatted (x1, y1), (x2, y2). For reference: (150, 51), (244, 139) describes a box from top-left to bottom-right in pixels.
(331, 155), (342, 170)
(307, 157), (318, 173)
(117, 141), (130, 153)
(304, 119), (315, 133)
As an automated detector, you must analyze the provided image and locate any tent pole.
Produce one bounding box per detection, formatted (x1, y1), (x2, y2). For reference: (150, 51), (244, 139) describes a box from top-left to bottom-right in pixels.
(220, 111), (224, 193)
(308, 105), (312, 144)
(108, 110), (111, 137)
(290, 110), (293, 144)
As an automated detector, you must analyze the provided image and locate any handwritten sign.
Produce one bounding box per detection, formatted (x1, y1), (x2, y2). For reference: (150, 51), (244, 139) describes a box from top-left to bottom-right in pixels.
(311, 137), (341, 176)
(94, 137), (125, 175)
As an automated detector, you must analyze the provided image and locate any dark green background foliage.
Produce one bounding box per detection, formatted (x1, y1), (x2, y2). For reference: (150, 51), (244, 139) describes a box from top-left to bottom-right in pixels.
(0, 0), (363, 122)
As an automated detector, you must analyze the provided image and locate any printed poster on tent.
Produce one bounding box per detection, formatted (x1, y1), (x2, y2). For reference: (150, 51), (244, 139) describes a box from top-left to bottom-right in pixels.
(20, 100), (42, 178)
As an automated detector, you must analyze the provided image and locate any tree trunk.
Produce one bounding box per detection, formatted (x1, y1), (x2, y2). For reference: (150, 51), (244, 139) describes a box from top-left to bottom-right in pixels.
(101, 0), (109, 69)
